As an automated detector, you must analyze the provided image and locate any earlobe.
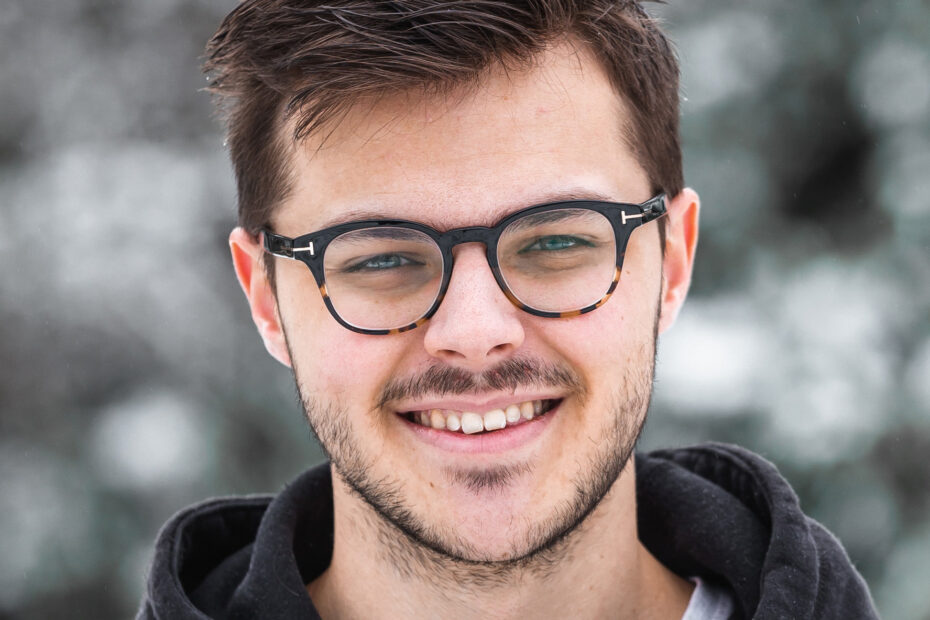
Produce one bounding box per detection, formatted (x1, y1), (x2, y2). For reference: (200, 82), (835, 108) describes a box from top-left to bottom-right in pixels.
(229, 227), (292, 367)
(657, 188), (700, 334)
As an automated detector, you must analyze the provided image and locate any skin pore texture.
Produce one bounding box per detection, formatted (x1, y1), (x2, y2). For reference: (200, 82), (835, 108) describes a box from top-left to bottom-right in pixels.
(230, 42), (700, 620)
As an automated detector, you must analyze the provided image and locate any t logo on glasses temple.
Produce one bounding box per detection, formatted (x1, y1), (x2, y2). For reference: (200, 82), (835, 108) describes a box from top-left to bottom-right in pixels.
(293, 243), (315, 256)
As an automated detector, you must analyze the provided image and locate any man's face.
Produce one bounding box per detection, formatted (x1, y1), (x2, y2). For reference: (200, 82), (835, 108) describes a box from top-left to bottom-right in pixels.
(252, 45), (678, 563)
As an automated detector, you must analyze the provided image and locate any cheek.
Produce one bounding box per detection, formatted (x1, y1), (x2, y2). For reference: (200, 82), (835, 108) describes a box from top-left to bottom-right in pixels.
(551, 244), (660, 346)
(535, 308), (638, 374)
(274, 271), (388, 395)
(527, 265), (660, 386)
(290, 321), (405, 400)
(278, 285), (414, 404)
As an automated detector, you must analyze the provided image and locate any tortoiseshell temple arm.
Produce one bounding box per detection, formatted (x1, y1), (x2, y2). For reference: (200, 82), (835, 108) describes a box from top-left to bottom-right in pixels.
(262, 231), (314, 259)
(639, 194), (667, 223)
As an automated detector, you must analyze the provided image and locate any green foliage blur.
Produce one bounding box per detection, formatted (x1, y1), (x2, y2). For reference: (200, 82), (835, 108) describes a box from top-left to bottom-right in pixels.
(0, 1), (927, 618)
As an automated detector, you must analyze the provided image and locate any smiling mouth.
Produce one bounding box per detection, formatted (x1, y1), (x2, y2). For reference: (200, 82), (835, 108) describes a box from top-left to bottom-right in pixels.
(400, 398), (561, 435)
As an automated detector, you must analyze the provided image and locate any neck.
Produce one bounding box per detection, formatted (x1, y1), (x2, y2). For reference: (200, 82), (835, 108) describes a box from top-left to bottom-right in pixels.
(307, 461), (693, 620)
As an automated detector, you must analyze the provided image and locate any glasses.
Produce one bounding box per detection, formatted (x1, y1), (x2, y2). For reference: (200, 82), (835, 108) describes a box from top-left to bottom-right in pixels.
(261, 194), (666, 335)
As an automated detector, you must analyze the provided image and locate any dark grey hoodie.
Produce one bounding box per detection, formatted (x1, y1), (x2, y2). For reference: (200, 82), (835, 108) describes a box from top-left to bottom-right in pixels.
(137, 443), (879, 619)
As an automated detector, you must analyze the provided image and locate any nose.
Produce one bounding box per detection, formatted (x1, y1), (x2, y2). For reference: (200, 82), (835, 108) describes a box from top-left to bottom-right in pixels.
(422, 244), (525, 371)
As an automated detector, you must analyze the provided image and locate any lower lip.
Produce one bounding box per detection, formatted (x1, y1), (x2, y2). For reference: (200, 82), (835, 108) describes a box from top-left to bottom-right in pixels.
(397, 403), (560, 455)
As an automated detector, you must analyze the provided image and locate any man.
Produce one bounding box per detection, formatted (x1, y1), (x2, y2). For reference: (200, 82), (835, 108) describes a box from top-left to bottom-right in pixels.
(140, 1), (877, 618)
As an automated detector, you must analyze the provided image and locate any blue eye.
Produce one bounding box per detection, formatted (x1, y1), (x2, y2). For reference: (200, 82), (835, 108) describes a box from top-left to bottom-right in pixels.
(345, 254), (421, 273)
(518, 235), (594, 253)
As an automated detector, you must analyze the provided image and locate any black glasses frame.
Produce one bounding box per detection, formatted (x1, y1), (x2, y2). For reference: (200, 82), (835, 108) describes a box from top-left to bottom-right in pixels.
(261, 194), (667, 335)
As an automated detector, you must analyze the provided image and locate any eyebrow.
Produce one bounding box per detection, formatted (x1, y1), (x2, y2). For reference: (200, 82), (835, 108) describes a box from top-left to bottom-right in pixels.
(504, 206), (607, 233)
(315, 188), (619, 231)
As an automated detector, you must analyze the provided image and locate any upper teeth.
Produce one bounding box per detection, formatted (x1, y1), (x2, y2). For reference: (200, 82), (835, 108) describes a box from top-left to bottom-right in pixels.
(406, 399), (550, 434)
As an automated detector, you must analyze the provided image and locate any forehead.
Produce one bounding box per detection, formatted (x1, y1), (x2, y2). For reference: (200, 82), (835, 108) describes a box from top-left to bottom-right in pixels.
(273, 43), (651, 235)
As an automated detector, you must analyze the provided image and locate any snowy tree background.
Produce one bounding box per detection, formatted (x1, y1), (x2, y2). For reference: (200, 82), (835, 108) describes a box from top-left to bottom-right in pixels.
(0, 1), (927, 618)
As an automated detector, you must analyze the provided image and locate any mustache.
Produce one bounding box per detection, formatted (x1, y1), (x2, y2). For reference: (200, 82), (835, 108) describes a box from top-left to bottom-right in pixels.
(376, 356), (585, 409)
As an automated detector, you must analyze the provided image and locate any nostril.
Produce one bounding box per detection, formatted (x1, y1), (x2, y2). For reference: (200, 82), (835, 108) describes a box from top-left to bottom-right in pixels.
(489, 342), (515, 355)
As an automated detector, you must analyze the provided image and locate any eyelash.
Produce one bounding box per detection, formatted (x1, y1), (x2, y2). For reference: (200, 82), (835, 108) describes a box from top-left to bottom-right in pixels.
(344, 254), (422, 273)
(518, 235), (594, 253)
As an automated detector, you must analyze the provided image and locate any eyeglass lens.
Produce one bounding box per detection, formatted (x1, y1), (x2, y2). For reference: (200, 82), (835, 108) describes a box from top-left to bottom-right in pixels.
(497, 208), (616, 313)
(322, 208), (617, 330)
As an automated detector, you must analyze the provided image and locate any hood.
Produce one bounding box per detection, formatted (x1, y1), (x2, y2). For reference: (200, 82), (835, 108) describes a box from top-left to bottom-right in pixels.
(636, 443), (877, 619)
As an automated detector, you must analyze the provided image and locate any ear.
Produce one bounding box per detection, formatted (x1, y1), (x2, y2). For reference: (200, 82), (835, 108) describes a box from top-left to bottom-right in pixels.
(657, 188), (700, 334)
(229, 227), (292, 367)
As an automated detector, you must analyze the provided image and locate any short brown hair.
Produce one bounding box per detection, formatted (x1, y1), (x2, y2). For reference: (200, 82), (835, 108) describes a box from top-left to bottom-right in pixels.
(204, 0), (682, 236)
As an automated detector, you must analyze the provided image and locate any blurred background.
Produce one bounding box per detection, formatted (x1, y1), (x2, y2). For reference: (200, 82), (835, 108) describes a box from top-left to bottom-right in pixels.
(0, 0), (927, 617)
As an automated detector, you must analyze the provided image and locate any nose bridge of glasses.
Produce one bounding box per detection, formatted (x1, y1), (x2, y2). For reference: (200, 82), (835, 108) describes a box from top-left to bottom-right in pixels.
(438, 226), (503, 290)
(432, 225), (517, 320)
(442, 225), (494, 249)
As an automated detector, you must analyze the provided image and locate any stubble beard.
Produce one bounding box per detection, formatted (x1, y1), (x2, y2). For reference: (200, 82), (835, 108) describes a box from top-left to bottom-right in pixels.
(289, 317), (658, 586)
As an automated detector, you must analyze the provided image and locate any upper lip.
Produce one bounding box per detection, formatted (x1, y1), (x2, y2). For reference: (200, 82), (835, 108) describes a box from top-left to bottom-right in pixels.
(392, 393), (564, 414)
